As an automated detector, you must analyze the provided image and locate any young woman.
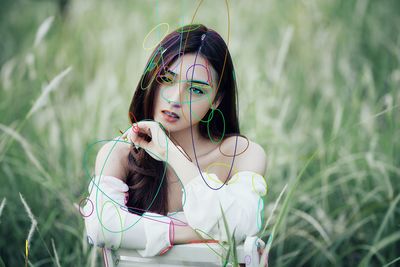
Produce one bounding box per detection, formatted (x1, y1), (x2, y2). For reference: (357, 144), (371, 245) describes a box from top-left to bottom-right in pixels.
(83, 24), (267, 260)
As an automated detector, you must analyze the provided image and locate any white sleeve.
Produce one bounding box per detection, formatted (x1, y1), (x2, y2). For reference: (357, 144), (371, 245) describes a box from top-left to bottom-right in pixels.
(181, 170), (266, 244)
(82, 175), (173, 257)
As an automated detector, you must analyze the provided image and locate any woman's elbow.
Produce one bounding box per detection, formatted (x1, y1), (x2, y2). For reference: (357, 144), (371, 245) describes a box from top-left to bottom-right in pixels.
(83, 201), (123, 249)
(85, 217), (122, 249)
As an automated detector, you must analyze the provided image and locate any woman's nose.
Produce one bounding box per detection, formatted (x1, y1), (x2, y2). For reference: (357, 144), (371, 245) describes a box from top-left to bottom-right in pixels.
(171, 102), (181, 108)
(166, 85), (182, 107)
(167, 98), (181, 108)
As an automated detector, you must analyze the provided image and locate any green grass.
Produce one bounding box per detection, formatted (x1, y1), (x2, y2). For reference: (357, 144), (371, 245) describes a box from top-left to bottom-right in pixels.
(0, 0), (399, 266)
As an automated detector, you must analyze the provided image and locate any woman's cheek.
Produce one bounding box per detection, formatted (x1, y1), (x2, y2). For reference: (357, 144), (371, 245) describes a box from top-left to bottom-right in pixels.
(186, 103), (210, 122)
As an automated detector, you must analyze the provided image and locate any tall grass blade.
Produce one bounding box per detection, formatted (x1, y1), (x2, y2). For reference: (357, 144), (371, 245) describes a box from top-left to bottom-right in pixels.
(27, 66), (72, 119)
(0, 124), (50, 181)
(19, 193), (38, 253)
(34, 16), (54, 47)
(0, 198), (6, 223)
(51, 238), (62, 267)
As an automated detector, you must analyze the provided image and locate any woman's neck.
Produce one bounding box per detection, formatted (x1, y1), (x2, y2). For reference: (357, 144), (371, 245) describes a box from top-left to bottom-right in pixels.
(169, 123), (211, 161)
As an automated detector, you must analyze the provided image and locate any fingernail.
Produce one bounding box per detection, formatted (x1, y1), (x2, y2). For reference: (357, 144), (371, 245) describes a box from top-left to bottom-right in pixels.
(132, 123), (139, 133)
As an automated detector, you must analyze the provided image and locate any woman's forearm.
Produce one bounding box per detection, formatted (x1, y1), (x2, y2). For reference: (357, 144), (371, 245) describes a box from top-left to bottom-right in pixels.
(173, 224), (213, 244)
(167, 147), (199, 186)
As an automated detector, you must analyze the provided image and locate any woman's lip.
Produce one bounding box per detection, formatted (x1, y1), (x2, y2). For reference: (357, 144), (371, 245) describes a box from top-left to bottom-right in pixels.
(161, 111), (179, 122)
(161, 110), (180, 118)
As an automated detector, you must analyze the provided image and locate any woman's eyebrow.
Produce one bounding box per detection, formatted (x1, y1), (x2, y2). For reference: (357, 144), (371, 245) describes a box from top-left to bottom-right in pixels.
(167, 69), (210, 87)
(189, 79), (210, 86)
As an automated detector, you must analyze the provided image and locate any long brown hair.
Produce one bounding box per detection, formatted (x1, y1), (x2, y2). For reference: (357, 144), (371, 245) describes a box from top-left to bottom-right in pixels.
(125, 24), (240, 216)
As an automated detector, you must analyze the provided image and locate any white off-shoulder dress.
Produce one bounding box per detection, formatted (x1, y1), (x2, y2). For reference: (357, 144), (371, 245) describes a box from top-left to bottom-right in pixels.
(83, 170), (266, 257)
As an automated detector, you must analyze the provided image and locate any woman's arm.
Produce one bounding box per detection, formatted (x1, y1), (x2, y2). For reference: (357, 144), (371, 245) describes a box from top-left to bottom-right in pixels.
(168, 140), (268, 243)
(83, 138), (209, 256)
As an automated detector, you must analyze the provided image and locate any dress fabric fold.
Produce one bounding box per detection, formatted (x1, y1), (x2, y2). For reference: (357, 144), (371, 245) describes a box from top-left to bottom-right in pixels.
(83, 170), (266, 257)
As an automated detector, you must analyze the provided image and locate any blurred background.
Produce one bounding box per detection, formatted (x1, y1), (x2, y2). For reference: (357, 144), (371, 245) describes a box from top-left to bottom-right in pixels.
(0, 0), (399, 266)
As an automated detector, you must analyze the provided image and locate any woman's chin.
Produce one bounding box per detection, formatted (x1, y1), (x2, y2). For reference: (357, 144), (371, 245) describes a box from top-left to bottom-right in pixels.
(153, 118), (177, 132)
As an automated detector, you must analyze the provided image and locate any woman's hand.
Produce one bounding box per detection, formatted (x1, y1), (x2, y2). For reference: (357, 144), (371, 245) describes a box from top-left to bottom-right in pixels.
(257, 240), (268, 267)
(121, 120), (200, 186)
(121, 120), (176, 162)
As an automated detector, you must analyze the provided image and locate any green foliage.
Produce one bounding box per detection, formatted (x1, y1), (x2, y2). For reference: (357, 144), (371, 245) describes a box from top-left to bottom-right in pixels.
(220, 203), (239, 267)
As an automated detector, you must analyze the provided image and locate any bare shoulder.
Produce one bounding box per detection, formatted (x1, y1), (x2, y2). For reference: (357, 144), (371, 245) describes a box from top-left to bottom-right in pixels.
(221, 135), (267, 176)
(95, 136), (131, 182)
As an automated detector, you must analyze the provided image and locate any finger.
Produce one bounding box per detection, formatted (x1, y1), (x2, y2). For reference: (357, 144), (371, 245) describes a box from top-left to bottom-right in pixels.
(135, 121), (168, 157)
(138, 121), (168, 144)
(121, 123), (141, 141)
(128, 126), (141, 144)
(135, 121), (155, 136)
(133, 125), (154, 143)
(128, 125), (151, 150)
(132, 123), (139, 133)
(136, 120), (161, 131)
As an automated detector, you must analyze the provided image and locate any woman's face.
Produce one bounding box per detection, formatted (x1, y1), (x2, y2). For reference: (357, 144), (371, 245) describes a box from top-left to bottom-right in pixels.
(153, 53), (219, 132)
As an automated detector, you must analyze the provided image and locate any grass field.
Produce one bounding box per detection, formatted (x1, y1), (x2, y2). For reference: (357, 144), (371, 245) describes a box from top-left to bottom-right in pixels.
(0, 0), (399, 266)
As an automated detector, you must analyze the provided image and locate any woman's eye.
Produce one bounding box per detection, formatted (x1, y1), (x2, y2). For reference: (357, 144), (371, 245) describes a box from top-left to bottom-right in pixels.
(189, 87), (205, 95)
